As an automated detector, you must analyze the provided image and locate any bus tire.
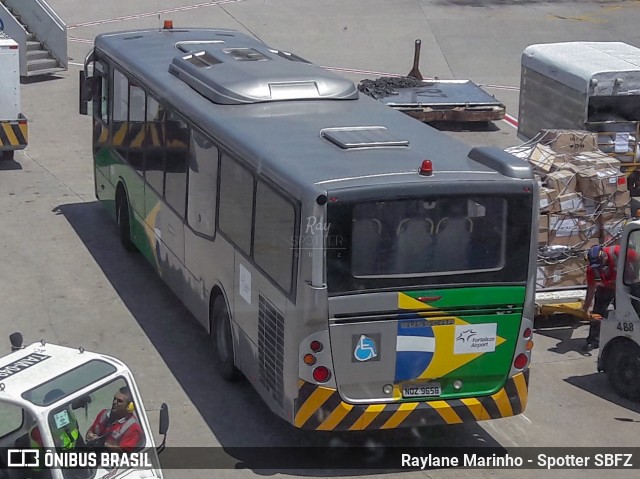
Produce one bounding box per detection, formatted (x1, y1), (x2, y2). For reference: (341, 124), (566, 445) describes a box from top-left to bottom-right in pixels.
(117, 193), (137, 252)
(1, 150), (14, 161)
(211, 296), (241, 381)
(607, 342), (640, 401)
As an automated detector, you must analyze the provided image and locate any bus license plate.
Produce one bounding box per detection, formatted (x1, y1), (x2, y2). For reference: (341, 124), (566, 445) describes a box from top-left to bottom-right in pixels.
(402, 383), (441, 398)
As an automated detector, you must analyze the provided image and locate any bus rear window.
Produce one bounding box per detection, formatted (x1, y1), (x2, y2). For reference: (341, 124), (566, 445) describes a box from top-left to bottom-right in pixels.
(327, 195), (531, 294)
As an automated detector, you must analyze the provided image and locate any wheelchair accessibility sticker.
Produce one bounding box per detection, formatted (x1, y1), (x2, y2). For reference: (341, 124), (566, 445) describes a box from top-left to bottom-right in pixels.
(352, 334), (380, 362)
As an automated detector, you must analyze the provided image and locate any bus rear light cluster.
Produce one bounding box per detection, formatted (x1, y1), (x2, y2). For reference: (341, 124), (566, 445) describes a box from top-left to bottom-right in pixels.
(312, 366), (331, 383)
(523, 327), (532, 339)
(513, 353), (528, 370)
(303, 339), (331, 383)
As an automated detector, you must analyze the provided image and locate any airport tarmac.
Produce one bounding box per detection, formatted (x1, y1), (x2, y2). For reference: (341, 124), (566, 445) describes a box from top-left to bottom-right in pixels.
(2, 1), (640, 478)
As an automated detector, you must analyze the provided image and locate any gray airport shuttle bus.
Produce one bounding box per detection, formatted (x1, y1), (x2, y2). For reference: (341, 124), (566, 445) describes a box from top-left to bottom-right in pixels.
(79, 24), (537, 431)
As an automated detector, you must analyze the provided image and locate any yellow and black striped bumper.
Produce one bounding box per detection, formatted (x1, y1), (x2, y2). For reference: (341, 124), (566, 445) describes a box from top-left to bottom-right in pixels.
(294, 371), (529, 430)
(0, 119), (28, 150)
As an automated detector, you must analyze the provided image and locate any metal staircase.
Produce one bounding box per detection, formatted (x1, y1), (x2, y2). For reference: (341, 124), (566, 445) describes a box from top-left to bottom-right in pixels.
(0, 0), (67, 77)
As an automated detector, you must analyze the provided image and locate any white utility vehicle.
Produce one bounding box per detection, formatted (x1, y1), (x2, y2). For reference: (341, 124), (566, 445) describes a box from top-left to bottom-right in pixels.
(598, 221), (640, 401)
(0, 333), (169, 479)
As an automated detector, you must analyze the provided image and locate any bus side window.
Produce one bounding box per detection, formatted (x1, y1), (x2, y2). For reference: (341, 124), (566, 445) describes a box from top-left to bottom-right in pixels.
(219, 154), (254, 254)
(127, 84), (146, 173)
(112, 69), (129, 162)
(254, 181), (296, 293)
(164, 112), (190, 217)
(144, 96), (164, 185)
(187, 130), (218, 237)
(100, 73), (109, 125)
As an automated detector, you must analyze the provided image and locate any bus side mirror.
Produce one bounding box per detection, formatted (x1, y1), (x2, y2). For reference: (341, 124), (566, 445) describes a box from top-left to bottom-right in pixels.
(79, 71), (99, 116)
(157, 403), (169, 454)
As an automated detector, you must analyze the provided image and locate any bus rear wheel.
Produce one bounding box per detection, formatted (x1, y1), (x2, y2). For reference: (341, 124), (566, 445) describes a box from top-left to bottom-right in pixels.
(1, 151), (14, 161)
(211, 296), (241, 381)
(116, 193), (137, 252)
(607, 342), (640, 401)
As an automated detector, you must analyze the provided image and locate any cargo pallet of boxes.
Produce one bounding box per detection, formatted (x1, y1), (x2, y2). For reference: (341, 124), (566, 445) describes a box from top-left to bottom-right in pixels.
(507, 130), (632, 292)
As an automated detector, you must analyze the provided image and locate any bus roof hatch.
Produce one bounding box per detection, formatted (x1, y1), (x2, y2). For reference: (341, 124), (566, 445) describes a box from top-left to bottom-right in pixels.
(169, 44), (359, 104)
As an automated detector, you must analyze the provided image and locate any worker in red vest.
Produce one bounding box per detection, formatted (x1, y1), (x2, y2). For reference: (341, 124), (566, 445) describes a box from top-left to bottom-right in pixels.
(583, 244), (638, 351)
(85, 386), (144, 452)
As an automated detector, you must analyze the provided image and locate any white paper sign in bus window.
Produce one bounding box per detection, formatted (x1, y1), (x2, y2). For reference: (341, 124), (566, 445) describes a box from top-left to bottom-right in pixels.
(239, 264), (251, 305)
(454, 323), (497, 354)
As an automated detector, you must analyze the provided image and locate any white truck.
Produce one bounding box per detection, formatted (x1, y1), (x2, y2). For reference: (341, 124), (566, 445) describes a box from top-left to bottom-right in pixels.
(0, 332), (169, 479)
(598, 220), (640, 402)
(0, 31), (27, 160)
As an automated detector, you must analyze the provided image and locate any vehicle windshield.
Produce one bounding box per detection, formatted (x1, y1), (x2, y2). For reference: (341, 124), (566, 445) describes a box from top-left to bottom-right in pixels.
(23, 360), (117, 406)
(46, 377), (158, 479)
(327, 194), (532, 294)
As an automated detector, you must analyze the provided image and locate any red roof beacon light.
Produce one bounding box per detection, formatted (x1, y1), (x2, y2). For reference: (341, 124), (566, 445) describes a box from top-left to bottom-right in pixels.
(419, 160), (433, 176)
(163, 20), (174, 30)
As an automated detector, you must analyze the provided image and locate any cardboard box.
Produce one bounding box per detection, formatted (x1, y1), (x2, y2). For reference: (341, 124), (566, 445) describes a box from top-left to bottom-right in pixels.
(615, 190), (631, 208)
(527, 143), (558, 173)
(572, 150), (622, 171)
(539, 130), (598, 154)
(557, 192), (585, 213)
(538, 214), (549, 245)
(539, 187), (558, 212)
(549, 215), (597, 247)
(599, 190), (631, 210)
(546, 170), (577, 195)
(577, 168), (619, 198)
(617, 174), (628, 193)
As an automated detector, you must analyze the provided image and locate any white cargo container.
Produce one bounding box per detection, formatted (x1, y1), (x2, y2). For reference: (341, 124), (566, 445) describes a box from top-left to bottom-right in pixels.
(0, 31), (28, 160)
(518, 42), (640, 167)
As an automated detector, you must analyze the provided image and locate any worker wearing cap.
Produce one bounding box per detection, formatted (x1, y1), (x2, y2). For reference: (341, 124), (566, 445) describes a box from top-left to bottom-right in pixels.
(583, 244), (637, 351)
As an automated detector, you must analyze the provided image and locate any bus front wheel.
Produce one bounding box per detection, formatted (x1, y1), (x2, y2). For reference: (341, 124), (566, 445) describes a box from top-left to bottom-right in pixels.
(116, 193), (137, 252)
(607, 342), (640, 401)
(211, 296), (241, 381)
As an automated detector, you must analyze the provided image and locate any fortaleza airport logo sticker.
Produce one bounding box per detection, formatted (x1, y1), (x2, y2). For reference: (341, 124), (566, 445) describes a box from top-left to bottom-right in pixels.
(454, 323), (497, 354)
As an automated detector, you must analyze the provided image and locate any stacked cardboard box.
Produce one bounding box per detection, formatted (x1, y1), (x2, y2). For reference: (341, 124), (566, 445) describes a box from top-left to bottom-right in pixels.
(507, 130), (631, 289)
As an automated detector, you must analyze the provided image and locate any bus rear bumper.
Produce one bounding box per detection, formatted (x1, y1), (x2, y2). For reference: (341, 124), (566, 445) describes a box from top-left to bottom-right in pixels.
(293, 370), (529, 431)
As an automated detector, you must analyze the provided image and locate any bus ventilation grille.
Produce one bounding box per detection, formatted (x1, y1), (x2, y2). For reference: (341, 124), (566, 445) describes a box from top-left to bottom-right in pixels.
(258, 295), (285, 406)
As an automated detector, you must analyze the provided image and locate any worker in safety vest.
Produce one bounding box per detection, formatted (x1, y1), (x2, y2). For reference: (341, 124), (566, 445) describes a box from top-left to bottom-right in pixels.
(583, 244), (638, 351)
(31, 388), (83, 449)
(85, 386), (144, 452)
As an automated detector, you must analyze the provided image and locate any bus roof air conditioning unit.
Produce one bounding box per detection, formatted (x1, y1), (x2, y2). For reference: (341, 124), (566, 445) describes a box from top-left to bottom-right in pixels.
(168, 45), (358, 104)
